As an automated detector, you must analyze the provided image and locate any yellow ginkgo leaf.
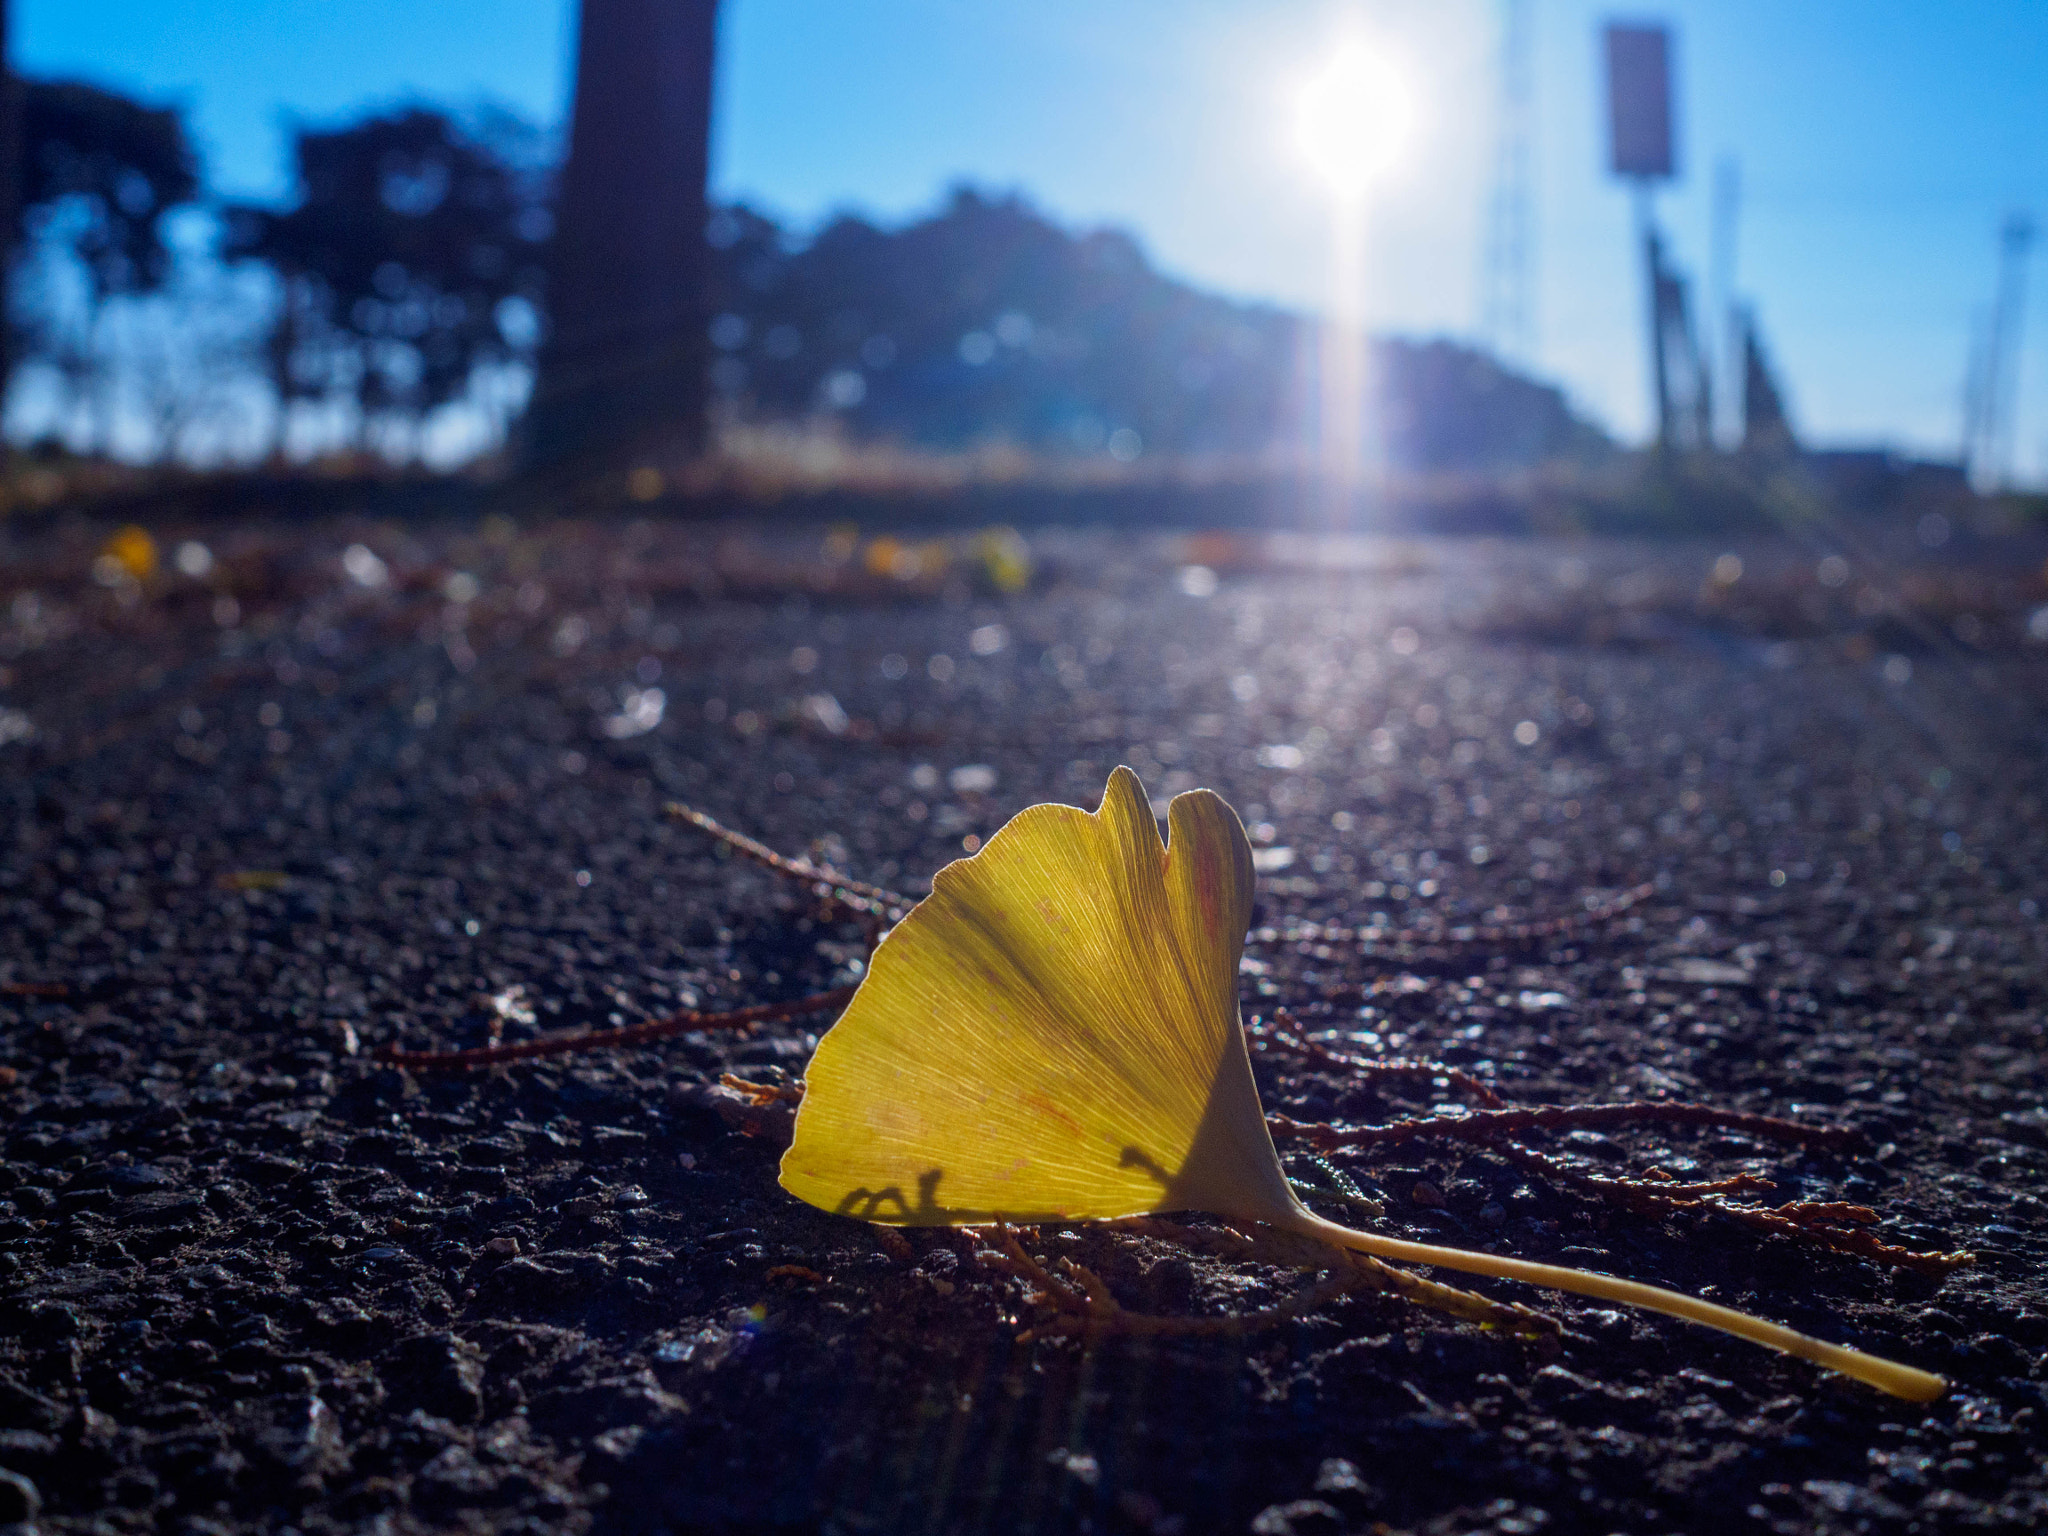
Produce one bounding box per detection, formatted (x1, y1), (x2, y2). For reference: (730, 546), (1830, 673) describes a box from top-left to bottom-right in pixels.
(783, 765), (1285, 1224)
(781, 768), (1944, 1402)
(101, 525), (159, 582)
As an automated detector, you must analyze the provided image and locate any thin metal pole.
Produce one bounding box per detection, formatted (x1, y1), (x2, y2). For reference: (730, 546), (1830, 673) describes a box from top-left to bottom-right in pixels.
(1634, 180), (1672, 451)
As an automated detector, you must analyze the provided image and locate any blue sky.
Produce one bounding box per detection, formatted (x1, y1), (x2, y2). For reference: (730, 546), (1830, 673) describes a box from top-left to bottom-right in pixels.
(19, 1), (2048, 474)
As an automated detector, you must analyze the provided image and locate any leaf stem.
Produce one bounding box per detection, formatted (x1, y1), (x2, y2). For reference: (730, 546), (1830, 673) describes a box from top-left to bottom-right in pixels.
(1283, 1208), (1944, 1401)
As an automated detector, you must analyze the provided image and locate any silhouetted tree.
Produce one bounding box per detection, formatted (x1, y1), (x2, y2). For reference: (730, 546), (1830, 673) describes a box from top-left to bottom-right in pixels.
(526, 0), (718, 481)
(9, 78), (199, 441)
(224, 107), (548, 457)
(15, 79), (195, 299)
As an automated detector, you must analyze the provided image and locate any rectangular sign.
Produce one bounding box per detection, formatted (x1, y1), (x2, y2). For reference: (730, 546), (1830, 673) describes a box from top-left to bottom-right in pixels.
(1605, 23), (1674, 180)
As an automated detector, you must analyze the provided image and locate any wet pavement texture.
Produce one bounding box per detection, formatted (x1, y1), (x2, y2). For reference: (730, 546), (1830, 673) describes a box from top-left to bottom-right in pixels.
(2, 516), (2047, 1536)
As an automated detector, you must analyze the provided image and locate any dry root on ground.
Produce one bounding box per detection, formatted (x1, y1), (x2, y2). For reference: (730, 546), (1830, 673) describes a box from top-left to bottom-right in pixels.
(374, 801), (1972, 1342)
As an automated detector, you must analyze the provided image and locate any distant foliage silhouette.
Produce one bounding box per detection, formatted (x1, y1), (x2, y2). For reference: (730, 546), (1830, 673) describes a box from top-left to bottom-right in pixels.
(704, 188), (1297, 459)
(8, 78), (203, 451)
(223, 107), (551, 454)
(15, 79), (199, 303)
(1, 86), (1609, 474)
(702, 186), (1611, 471)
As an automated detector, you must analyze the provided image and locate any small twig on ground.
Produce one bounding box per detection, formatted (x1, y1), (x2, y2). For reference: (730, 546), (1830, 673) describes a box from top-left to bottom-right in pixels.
(666, 800), (913, 930)
(1369, 880), (1658, 949)
(374, 986), (855, 1070)
(1249, 1008), (1505, 1108)
(1268, 1100), (1864, 1153)
(989, 1217), (1558, 1340)
(720, 1072), (807, 1105)
(1249, 882), (1658, 958)
(1485, 1137), (1973, 1278)
(0, 981), (70, 998)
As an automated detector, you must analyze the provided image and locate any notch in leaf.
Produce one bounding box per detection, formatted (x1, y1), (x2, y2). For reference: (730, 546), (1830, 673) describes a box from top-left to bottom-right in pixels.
(782, 767), (1944, 1403)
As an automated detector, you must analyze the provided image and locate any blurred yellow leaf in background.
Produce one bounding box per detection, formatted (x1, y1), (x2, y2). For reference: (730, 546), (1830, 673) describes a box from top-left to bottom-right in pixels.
(102, 525), (159, 582)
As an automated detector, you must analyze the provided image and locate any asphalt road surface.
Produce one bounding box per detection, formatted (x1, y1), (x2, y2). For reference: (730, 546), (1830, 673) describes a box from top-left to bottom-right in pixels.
(2, 515), (2045, 1535)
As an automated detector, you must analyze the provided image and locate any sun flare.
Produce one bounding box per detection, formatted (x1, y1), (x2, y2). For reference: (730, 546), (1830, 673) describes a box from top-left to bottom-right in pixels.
(1293, 40), (1413, 199)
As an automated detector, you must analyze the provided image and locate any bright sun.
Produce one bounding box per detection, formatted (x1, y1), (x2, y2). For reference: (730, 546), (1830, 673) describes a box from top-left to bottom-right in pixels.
(1293, 41), (1413, 199)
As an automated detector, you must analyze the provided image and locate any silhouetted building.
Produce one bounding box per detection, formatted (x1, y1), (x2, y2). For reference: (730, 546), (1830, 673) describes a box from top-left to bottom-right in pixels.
(525, 0), (718, 480)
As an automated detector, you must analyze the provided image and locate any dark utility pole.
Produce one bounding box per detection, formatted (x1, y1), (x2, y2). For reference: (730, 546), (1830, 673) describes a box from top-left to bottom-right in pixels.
(0, 0), (16, 416)
(525, 0), (718, 485)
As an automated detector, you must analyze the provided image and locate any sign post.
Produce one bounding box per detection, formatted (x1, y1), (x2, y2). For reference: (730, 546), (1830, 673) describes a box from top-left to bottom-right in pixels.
(1604, 23), (1705, 453)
